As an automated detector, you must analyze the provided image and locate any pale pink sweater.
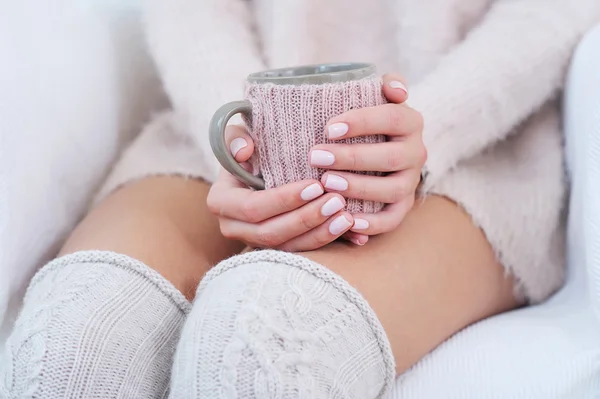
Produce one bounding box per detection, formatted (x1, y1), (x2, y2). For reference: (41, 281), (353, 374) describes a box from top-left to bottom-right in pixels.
(98, 0), (600, 303)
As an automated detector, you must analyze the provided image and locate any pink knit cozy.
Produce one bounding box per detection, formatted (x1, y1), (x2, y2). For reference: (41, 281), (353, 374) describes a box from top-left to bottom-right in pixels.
(245, 76), (387, 214)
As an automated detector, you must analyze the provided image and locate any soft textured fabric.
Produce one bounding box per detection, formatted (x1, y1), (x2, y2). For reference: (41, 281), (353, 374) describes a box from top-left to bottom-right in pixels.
(170, 250), (395, 398)
(246, 77), (386, 213)
(0, 251), (190, 399)
(386, 28), (600, 397)
(92, 0), (600, 303)
(0, 0), (166, 343)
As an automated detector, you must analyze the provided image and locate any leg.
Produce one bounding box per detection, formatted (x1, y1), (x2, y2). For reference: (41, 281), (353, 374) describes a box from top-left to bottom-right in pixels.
(61, 176), (244, 299)
(303, 195), (519, 374)
(171, 195), (519, 398)
(2, 113), (244, 397)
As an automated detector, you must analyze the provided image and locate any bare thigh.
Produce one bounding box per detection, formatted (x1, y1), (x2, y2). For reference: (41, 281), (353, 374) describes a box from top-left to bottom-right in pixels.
(301, 195), (521, 375)
(60, 176), (244, 299)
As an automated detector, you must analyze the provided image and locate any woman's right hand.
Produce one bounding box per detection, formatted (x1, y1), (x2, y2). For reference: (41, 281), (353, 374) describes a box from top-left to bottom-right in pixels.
(207, 125), (355, 252)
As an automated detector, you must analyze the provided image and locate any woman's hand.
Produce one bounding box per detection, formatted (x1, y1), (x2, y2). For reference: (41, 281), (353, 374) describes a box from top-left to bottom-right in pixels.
(312, 73), (426, 244)
(207, 125), (355, 252)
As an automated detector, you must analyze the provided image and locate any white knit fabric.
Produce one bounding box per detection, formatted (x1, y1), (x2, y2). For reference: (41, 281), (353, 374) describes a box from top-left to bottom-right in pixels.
(170, 250), (395, 399)
(91, 0), (600, 303)
(386, 27), (600, 397)
(0, 251), (191, 399)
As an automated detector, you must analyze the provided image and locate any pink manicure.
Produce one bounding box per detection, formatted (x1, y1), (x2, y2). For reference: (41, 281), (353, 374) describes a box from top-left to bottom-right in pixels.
(328, 123), (349, 139)
(352, 218), (370, 230)
(321, 197), (344, 217)
(230, 137), (248, 157)
(311, 150), (335, 166)
(301, 183), (324, 201)
(329, 215), (352, 235)
(324, 174), (348, 191)
(388, 80), (408, 94)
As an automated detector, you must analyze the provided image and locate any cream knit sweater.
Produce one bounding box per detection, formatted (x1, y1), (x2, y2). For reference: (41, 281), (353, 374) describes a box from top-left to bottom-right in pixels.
(100, 0), (600, 303)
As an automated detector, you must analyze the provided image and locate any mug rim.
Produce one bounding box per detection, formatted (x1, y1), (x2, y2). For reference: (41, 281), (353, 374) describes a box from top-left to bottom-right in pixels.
(247, 62), (376, 85)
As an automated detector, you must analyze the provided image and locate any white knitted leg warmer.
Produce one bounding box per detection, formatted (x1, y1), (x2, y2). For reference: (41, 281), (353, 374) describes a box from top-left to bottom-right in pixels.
(170, 250), (395, 399)
(0, 251), (191, 399)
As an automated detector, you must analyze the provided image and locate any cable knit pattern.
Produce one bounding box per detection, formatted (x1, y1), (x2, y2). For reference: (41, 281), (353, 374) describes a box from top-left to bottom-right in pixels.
(170, 250), (395, 398)
(246, 77), (387, 213)
(0, 251), (191, 399)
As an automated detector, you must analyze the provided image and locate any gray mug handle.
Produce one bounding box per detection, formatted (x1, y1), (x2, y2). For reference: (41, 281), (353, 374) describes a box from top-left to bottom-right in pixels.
(209, 100), (265, 190)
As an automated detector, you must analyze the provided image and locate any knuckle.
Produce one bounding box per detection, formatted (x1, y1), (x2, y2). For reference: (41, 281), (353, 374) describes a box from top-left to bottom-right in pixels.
(255, 227), (282, 247)
(385, 147), (403, 171)
(298, 210), (317, 231)
(388, 106), (404, 130)
(357, 110), (370, 131)
(388, 182), (408, 203)
(240, 201), (261, 223)
(355, 183), (370, 200)
(346, 147), (359, 170)
(275, 189), (295, 212)
(219, 222), (237, 240)
(310, 232), (331, 249)
(206, 191), (220, 215)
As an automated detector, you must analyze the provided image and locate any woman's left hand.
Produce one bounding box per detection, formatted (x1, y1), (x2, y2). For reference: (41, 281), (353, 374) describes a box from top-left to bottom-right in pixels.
(310, 73), (426, 245)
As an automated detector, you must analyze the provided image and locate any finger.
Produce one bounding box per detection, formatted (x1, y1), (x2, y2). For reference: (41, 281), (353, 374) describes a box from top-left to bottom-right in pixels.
(349, 196), (416, 235)
(342, 231), (369, 246)
(321, 169), (421, 203)
(311, 140), (424, 172)
(382, 73), (409, 104)
(225, 125), (255, 163)
(220, 193), (347, 247)
(278, 211), (354, 252)
(324, 103), (423, 141)
(208, 177), (325, 222)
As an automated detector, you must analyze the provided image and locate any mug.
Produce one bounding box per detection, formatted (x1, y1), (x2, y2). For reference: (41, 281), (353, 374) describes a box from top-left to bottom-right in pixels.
(209, 62), (387, 214)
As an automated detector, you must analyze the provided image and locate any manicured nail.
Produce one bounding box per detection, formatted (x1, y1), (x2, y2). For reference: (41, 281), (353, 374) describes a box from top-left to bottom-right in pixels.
(352, 218), (370, 230)
(350, 235), (368, 246)
(324, 174), (348, 191)
(389, 80), (408, 94)
(310, 150), (335, 166)
(230, 137), (248, 157)
(328, 123), (349, 139)
(329, 215), (353, 235)
(300, 183), (324, 201)
(321, 197), (345, 217)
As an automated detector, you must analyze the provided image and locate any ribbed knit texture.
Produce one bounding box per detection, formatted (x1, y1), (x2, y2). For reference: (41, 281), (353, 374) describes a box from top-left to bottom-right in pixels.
(0, 251), (191, 399)
(245, 77), (387, 214)
(170, 250), (396, 398)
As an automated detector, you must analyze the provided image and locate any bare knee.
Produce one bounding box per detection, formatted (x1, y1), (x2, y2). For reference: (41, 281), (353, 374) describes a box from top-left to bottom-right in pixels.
(60, 177), (243, 299)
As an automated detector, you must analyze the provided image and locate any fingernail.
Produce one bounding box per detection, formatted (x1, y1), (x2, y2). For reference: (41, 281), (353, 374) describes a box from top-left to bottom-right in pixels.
(352, 218), (370, 230)
(350, 237), (364, 246)
(324, 174), (348, 191)
(321, 197), (345, 217)
(350, 235), (368, 246)
(230, 137), (248, 157)
(328, 122), (349, 139)
(310, 150), (335, 166)
(329, 215), (353, 235)
(389, 80), (408, 93)
(300, 183), (324, 201)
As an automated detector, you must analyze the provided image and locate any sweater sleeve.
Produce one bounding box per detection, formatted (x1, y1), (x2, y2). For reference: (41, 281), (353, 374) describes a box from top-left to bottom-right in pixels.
(409, 0), (600, 188)
(143, 0), (266, 181)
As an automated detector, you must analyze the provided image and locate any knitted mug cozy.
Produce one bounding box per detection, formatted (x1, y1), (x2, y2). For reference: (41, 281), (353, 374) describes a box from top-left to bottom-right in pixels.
(245, 76), (387, 214)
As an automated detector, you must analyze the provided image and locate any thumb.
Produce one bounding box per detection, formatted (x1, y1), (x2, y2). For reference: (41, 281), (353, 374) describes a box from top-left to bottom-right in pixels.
(225, 125), (255, 163)
(382, 73), (409, 104)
